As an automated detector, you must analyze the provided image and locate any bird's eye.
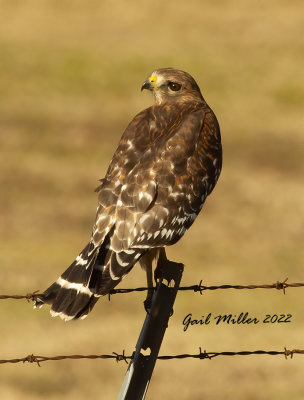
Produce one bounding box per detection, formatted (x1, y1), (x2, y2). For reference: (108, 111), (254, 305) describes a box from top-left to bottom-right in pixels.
(168, 81), (181, 91)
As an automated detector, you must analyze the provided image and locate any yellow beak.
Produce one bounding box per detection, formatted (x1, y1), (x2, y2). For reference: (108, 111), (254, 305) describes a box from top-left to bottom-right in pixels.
(141, 75), (158, 91)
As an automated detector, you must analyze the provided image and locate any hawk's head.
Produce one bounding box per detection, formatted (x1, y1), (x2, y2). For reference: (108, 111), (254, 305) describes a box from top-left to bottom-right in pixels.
(141, 68), (204, 105)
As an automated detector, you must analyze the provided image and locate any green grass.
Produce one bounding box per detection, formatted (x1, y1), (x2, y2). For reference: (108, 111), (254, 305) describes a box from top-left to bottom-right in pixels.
(0, 1), (304, 399)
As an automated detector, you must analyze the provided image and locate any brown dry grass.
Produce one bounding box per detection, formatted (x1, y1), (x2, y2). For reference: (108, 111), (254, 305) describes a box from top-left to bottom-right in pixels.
(1, 1), (304, 399)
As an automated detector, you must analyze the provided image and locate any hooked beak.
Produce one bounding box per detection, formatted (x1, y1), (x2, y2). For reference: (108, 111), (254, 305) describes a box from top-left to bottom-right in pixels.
(141, 79), (153, 92)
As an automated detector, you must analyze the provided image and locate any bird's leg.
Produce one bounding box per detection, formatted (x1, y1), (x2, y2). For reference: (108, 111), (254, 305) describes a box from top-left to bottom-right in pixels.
(144, 263), (154, 312)
(141, 248), (167, 312)
(155, 248), (183, 317)
(154, 247), (168, 282)
(139, 251), (155, 312)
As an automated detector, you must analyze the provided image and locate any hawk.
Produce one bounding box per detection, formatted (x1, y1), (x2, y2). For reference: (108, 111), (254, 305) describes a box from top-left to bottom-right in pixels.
(35, 68), (222, 321)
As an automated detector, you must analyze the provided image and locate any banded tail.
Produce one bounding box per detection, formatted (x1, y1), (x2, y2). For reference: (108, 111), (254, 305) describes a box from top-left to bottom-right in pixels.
(35, 238), (146, 321)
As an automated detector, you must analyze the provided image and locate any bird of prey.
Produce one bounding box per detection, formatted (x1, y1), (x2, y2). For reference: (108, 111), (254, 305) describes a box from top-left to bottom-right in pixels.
(35, 68), (222, 321)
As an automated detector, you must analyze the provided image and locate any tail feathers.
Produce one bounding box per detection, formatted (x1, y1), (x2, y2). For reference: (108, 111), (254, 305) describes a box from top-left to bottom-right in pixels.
(35, 242), (100, 321)
(50, 285), (99, 321)
(35, 240), (147, 321)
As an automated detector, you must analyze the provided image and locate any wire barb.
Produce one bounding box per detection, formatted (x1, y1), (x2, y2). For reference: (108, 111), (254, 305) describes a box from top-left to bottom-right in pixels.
(198, 347), (212, 360)
(275, 278), (289, 294)
(24, 354), (41, 367)
(194, 280), (204, 295)
(113, 350), (129, 364)
(25, 290), (41, 303)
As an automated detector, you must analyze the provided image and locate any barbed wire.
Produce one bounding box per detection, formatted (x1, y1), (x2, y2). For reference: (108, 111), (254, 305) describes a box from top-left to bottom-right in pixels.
(108, 278), (303, 297)
(1, 348), (304, 367)
(0, 290), (40, 302)
(0, 351), (131, 367)
(1, 278), (304, 302)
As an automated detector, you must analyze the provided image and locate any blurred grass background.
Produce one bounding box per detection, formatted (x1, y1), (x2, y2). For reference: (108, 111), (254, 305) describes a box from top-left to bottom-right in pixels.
(1, 0), (304, 399)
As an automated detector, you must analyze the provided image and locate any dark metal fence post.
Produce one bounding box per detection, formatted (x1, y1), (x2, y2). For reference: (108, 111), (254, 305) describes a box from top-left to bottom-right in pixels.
(118, 260), (184, 400)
